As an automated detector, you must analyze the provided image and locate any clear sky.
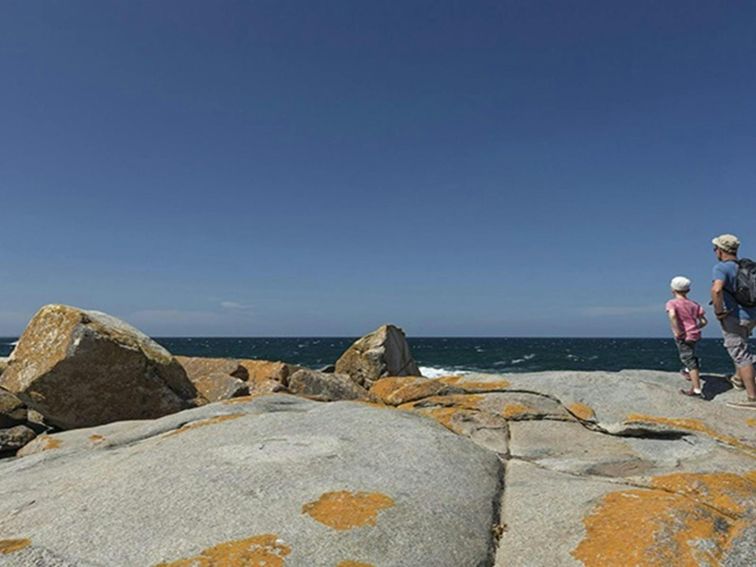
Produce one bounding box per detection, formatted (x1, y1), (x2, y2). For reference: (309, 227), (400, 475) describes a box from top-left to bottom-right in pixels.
(1, 1), (755, 337)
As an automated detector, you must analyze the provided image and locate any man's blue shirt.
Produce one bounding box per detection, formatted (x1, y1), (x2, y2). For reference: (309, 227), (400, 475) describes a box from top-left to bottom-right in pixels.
(713, 260), (756, 321)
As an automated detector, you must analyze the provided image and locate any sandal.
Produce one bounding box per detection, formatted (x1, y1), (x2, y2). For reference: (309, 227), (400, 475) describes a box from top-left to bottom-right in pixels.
(728, 375), (745, 390)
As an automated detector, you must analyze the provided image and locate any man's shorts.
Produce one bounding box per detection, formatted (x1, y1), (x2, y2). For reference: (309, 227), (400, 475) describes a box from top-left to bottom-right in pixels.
(675, 339), (700, 371)
(720, 316), (756, 368)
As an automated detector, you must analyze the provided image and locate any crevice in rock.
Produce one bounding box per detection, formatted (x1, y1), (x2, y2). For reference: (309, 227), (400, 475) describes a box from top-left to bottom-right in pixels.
(487, 455), (508, 567)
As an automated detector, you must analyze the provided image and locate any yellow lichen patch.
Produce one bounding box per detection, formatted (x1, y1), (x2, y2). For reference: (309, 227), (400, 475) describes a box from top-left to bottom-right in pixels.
(369, 376), (445, 405)
(337, 562), (374, 567)
(572, 471), (755, 567)
(651, 471), (756, 518)
(166, 413), (244, 437)
(502, 403), (534, 419)
(302, 491), (395, 530)
(89, 434), (105, 443)
(37, 435), (61, 450)
(747, 418), (756, 428)
(625, 414), (755, 457)
(0, 539), (31, 554)
(155, 533), (290, 567)
(568, 402), (596, 421)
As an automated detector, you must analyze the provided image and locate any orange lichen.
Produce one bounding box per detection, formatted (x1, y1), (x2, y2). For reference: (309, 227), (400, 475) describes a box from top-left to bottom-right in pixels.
(0, 539), (31, 554)
(166, 413), (244, 437)
(37, 435), (61, 450)
(502, 403), (534, 419)
(370, 376), (445, 405)
(302, 491), (395, 530)
(155, 533), (290, 567)
(625, 414), (755, 457)
(89, 434), (105, 443)
(747, 418), (756, 428)
(572, 471), (756, 567)
(568, 403), (596, 421)
(337, 562), (374, 567)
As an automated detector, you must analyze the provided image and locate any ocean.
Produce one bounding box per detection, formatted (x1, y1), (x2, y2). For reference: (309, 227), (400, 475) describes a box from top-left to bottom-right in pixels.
(3, 337), (750, 376)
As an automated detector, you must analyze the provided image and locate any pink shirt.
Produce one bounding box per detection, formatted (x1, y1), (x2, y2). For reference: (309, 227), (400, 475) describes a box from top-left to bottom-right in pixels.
(665, 298), (705, 341)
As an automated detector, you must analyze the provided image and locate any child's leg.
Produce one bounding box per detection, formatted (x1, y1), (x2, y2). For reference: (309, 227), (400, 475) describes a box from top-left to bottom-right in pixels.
(688, 368), (702, 393)
(678, 341), (702, 394)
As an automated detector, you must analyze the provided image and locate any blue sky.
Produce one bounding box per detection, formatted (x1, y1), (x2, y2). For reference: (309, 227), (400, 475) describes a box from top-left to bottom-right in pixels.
(1, 1), (755, 337)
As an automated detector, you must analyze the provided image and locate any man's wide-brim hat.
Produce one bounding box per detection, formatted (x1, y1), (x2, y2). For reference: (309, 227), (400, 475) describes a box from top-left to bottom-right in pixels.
(712, 234), (740, 254)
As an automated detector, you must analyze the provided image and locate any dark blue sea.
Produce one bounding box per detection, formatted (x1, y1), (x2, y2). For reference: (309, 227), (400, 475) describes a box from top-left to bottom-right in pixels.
(3, 337), (749, 376)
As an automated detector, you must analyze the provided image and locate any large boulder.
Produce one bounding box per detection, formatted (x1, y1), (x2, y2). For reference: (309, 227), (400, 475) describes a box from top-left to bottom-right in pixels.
(335, 324), (420, 388)
(0, 395), (502, 566)
(0, 357), (8, 376)
(0, 305), (196, 429)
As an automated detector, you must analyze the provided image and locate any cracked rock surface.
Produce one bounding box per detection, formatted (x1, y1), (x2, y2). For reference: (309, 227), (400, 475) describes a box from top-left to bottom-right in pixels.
(1, 368), (754, 566)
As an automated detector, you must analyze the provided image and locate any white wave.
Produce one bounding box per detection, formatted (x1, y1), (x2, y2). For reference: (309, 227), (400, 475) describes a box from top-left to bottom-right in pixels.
(419, 366), (468, 378)
(511, 353), (536, 365)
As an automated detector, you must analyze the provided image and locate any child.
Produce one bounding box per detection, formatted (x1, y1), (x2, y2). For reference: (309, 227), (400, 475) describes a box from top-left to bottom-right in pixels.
(666, 276), (708, 398)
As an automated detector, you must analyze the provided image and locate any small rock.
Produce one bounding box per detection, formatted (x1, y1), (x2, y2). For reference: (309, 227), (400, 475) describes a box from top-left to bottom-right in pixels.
(175, 356), (249, 404)
(192, 372), (250, 404)
(0, 425), (36, 455)
(288, 369), (371, 402)
(335, 324), (420, 388)
(0, 388), (27, 428)
(238, 360), (296, 386)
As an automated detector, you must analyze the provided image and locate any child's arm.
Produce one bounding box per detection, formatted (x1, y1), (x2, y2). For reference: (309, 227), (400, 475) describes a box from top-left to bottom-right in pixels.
(699, 313), (708, 329)
(667, 310), (683, 339)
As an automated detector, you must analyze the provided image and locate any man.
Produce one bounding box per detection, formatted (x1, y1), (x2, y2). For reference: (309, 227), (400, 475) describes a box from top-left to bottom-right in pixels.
(711, 234), (756, 409)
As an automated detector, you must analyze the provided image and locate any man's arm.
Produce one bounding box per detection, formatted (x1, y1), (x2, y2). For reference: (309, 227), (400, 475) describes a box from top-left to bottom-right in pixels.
(711, 279), (728, 319)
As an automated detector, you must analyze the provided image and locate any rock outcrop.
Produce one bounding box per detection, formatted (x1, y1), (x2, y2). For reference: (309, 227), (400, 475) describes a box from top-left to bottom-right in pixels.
(0, 305), (196, 429)
(0, 395), (502, 566)
(0, 357), (8, 376)
(288, 369), (371, 402)
(335, 325), (420, 388)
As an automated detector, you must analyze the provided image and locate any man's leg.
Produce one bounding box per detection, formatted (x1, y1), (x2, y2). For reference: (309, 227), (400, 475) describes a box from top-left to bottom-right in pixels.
(723, 318), (756, 406)
(737, 363), (756, 399)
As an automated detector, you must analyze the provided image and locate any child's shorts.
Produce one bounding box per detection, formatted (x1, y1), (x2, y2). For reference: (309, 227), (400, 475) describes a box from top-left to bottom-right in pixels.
(675, 339), (700, 371)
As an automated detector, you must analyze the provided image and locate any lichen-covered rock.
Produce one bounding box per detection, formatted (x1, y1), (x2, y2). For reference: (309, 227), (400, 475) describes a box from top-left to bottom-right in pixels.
(0, 305), (196, 429)
(192, 372), (249, 404)
(175, 356), (249, 404)
(0, 425), (36, 456)
(369, 376), (444, 405)
(239, 360), (298, 387)
(335, 325), (420, 388)
(0, 357), (8, 376)
(0, 395), (502, 566)
(288, 369), (371, 402)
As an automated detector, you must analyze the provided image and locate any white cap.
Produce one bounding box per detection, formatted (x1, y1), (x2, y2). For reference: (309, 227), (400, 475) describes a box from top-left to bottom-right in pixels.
(670, 276), (691, 292)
